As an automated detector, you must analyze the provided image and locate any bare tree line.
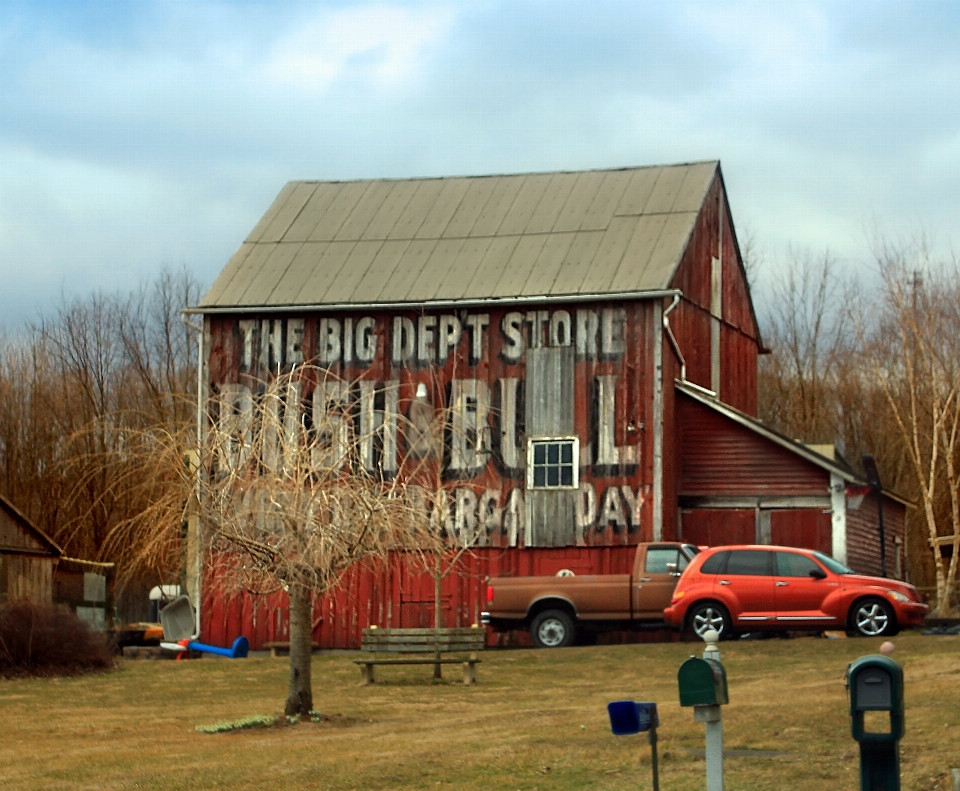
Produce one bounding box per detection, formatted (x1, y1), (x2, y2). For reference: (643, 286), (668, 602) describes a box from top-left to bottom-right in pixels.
(0, 268), (200, 605)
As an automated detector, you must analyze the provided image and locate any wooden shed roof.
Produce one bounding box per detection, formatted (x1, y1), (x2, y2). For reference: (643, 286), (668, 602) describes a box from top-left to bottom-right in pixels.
(0, 494), (62, 557)
(197, 161), (720, 312)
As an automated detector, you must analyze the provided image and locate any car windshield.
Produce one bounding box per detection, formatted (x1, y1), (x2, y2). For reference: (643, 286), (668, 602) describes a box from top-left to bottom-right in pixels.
(682, 544), (701, 558)
(813, 551), (853, 575)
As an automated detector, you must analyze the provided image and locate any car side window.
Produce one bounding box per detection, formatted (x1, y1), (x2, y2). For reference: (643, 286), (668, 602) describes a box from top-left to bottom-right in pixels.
(775, 552), (823, 577)
(699, 551), (729, 574)
(725, 550), (773, 575)
(645, 548), (688, 574)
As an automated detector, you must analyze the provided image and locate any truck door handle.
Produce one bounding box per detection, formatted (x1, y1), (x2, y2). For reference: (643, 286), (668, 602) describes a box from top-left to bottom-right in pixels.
(775, 581), (788, 587)
(639, 577), (652, 583)
(718, 580), (731, 585)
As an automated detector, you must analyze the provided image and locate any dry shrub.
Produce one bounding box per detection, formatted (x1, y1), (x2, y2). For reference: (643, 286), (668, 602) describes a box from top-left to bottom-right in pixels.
(0, 601), (115, 678)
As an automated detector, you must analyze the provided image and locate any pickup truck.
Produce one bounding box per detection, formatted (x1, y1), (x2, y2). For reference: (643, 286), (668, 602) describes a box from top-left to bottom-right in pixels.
(481, 542), (700, 648)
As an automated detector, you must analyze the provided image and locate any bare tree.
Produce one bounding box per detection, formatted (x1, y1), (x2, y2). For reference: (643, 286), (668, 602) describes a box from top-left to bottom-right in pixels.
(758, 250), (857, 445)
(103, 366), (421, 715)
(862, 240), (960, 615)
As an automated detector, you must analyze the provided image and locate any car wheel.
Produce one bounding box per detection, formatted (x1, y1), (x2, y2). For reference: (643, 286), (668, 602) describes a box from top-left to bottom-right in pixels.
(850, 598), (896, 637)
(688, 602), (732, 640)
(530, 609), (575, 649)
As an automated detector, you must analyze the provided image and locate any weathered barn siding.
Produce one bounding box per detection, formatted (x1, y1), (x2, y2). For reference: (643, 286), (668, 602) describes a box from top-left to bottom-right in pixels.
(202, 546), (638, 649)
(0, 495), (61, 604)
(1, 555), (54, 604)
(680, 508), (756, 545)
(769, 509), (832, 555)
(207, 298), (659, 548)
(846, 491), (906, 578)
(677, 395), (829, 496)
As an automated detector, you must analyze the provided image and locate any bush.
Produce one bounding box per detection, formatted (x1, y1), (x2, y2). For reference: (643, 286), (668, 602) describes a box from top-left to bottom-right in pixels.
(0, 601), (115, 677)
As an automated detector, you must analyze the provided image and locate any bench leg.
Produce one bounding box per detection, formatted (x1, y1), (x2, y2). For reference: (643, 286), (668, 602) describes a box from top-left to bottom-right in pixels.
(270, 647), (280, 659)
(359, 662), (376, 684)
(463, 660), (478, 686)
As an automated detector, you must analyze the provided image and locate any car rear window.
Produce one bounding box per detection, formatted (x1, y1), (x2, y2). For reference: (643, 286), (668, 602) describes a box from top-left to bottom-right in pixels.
(725, 550), (773, 575)
(775, 552), (823, 577)
(699, 551), (729, 574)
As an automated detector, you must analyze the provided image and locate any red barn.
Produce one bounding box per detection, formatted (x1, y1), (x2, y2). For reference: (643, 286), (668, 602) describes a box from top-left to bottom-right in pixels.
(189, 162), (907, 648)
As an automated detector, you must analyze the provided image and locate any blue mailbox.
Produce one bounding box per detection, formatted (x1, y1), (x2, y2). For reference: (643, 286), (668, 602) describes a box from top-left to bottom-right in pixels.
(607, 701), (659, 735)
(607, 700), (660, 791)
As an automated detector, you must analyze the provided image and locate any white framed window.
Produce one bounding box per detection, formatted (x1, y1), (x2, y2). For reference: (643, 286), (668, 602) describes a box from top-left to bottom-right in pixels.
(526, 437), (579, 490)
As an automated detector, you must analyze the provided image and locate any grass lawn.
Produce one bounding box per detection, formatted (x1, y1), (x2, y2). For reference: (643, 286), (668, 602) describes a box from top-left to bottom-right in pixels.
(1, 631), (958, 791)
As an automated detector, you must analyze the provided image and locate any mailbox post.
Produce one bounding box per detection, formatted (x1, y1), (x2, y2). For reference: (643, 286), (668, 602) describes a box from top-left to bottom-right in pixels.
(846, 655), (904, 791)
(607, 701), (660, 790)
(678, 629), (728, 791)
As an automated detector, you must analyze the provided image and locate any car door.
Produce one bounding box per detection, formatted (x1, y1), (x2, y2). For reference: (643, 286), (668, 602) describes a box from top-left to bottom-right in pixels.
(633, 546), (690, 618)
(773, 551), (840, 625)
(716, 549), (776, 626)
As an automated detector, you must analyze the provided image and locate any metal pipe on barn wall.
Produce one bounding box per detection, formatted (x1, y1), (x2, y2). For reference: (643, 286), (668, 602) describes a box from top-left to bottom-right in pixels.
(180, 312), (205, 638)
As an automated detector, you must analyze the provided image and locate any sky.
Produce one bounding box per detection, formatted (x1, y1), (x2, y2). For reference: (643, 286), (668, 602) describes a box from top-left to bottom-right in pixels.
(1, 0), (959, 330)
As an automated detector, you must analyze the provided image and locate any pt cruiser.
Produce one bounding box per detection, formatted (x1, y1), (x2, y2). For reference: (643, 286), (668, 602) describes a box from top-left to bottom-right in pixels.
(663, 545), (928, 638)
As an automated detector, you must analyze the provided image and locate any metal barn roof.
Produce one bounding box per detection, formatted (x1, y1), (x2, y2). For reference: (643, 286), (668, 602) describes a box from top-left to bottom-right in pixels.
(198, 161), (720, 312)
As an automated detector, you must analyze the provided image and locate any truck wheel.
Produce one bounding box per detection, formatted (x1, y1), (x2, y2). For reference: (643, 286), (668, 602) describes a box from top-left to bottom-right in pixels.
(849, 598), (897, 637)
(688, 602), (732, 640)
(530, 610), (575, 649)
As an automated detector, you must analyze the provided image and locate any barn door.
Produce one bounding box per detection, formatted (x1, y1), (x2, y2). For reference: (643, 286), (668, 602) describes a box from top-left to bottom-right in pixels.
(680, 508), (756, 547)
(524, 346), (578, 546)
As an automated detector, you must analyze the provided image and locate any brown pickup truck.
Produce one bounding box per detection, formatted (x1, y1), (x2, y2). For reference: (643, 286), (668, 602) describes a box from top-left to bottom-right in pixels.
(481, 543), (700, 648)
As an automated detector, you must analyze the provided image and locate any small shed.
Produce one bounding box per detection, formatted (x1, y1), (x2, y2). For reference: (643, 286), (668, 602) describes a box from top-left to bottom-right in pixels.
(53, 557), (116, 630)
(0, 494), (62, 604)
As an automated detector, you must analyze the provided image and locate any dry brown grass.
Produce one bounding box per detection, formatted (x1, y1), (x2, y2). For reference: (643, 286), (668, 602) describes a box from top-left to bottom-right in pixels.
(0, 631), (958, 791)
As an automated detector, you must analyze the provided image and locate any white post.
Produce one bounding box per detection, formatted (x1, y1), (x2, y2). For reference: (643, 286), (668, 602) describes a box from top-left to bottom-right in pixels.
(698, 629), (724, 791)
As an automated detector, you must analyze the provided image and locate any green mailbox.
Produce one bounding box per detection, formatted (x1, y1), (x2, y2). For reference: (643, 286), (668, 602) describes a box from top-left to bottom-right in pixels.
(678, 656), (729, 707)
(846, 654), (905, 791)
(847, 655), (904, 742)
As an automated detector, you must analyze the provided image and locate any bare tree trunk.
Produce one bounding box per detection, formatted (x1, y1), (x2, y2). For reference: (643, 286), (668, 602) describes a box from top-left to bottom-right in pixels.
(433, 552), (442, 680)
(285, 585), (313, 717)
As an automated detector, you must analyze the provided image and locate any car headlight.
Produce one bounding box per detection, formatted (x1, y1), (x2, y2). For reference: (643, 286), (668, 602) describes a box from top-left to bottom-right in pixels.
(671, 591), (686, 603)
(886, 590), (910, 602)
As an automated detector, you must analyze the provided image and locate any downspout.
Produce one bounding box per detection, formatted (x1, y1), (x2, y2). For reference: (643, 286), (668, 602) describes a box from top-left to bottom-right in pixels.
(662, 294), (686, 383)
(180, 312), (204, 640)
(663, 293), (717, 398)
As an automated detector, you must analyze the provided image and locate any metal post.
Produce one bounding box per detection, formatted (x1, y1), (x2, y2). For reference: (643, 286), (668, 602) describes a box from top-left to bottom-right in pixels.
(649, 723), (660, 791)
(700, 631), (724, 791)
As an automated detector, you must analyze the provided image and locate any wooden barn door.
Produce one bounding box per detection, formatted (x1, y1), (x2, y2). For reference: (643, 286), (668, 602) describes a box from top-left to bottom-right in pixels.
(525, 346), (578, 546)
(680, 508), (756, 547)
(769, 509), (832, 554)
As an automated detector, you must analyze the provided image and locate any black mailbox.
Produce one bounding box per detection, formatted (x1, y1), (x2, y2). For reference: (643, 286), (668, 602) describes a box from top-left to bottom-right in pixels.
(847, 655), (904, 742)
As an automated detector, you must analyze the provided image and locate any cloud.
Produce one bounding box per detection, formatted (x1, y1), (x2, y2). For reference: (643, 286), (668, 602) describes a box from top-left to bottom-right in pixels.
(1, 1), (959, 328)
(263, 4), (454, 92)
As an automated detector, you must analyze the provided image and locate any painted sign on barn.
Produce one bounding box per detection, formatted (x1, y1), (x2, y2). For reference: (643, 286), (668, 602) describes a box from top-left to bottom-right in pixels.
(207, 301), (657, 549)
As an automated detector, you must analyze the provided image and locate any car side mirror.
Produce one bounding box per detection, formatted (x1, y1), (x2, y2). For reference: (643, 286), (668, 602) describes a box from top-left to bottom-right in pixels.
(666, 562), (680, 577)
(809, 568), (827, 579)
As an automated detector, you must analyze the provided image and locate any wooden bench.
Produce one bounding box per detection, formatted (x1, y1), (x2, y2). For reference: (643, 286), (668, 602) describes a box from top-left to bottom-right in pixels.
(263, 641), (320, 659)
(354, 626), (486, 685)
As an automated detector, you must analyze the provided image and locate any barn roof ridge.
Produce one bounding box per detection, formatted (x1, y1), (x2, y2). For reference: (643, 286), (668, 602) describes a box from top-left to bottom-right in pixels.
(196, 160), (723, 312)
(0, 493), (63, 557)
(281, 159), (721, 186)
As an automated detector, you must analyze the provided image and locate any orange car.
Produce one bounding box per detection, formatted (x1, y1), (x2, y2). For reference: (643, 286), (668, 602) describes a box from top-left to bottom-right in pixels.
(663, 545), (928, 639)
